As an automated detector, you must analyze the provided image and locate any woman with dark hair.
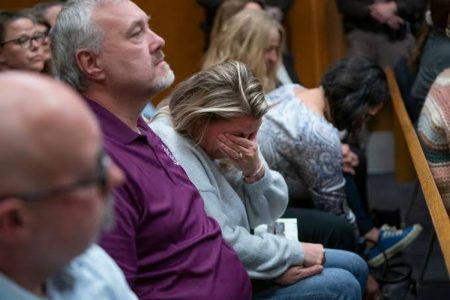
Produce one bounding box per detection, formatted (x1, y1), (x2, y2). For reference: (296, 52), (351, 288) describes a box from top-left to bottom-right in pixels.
(258, 57), (423, 267)
(21, 8), (53, 75)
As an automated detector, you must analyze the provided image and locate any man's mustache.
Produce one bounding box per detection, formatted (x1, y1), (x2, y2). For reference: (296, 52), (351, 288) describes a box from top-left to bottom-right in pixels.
(155, 50), (165, 62)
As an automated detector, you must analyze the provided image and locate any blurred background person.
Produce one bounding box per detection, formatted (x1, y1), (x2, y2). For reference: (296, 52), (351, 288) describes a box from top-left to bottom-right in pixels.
(0, 11), (46, 72)
(336, 0), (427, 68)
(418, 68), (450, 214)
(408, 0), (450, 122)
(32, 0), (64, 27)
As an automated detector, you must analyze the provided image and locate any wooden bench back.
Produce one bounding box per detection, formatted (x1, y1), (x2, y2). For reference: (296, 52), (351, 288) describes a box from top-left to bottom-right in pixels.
(386, 68), (450, 276)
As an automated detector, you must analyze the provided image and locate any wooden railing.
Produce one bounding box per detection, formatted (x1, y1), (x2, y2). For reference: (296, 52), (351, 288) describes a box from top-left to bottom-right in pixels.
(386, 68), (450, 276)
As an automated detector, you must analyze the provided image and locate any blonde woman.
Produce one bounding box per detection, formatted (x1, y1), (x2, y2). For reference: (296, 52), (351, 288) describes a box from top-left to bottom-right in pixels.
(202, 10), (423, 271)
(150, 61), (367, 299)
(203, 9), (283, 92)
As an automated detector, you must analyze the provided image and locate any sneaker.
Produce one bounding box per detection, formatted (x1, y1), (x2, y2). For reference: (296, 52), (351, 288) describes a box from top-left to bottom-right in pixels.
(366, 224), (423, 267)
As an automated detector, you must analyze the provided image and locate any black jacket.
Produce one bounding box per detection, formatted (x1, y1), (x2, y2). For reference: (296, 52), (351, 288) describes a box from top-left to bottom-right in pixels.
(336, 0), (427, 39)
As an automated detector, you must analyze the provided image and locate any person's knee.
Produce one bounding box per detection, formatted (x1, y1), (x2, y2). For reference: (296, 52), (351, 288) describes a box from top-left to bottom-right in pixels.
(344, 251), (369, 275)
(323, 269), (362, 300)
(326, 249), (368, 288)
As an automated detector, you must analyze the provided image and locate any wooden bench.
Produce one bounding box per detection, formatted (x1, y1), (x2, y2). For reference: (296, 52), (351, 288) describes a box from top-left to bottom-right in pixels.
(386, 67), (450, 277)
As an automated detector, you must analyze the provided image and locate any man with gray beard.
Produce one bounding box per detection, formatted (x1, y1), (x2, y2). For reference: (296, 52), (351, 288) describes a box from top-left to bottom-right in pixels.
(51, 1), (252, 299)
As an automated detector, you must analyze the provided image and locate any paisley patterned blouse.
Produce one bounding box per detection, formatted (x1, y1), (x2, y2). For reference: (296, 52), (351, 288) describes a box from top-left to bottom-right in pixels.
(258, 84), (356, 228)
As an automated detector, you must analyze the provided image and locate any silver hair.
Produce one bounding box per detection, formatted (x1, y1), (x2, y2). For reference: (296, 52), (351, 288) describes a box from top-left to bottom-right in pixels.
(166, 60), (268, 142)
(50, 0), (123, 91)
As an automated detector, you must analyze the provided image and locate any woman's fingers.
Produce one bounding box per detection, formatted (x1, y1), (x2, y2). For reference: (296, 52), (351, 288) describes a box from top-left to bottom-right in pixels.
(217, 139), (241, 160)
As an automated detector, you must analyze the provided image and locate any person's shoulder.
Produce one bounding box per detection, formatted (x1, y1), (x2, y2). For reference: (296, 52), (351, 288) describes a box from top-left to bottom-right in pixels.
(434, 69), (450, 85)
(266, 84), (301, 103)
(149, 111), (174, 133)
(57, 244), (137, 299)
(149, 112), (192, 152)
(68, 244), (124, 279)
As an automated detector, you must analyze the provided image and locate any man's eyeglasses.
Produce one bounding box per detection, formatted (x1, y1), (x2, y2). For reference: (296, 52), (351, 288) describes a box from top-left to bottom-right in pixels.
(0, 149), (110, 202)
(0, 31), (48, 49)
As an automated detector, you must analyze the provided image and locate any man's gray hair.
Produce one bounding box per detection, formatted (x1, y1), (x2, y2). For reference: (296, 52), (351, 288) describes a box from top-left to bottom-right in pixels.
(50, 0), (122, 91)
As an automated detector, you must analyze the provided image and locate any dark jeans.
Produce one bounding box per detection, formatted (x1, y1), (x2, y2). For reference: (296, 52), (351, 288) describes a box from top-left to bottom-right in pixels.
(344, 175), (374, 236)
(282, 207), (358, 252)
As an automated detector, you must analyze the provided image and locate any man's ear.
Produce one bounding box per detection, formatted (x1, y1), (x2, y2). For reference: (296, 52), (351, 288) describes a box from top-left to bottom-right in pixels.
(75, 49), (105, 81)
(0, 199), (32, 243)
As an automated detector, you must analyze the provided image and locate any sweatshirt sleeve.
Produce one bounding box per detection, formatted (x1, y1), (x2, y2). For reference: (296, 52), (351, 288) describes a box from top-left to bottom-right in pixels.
(222, 153), (289, 229)
(201, 189), (304, 279)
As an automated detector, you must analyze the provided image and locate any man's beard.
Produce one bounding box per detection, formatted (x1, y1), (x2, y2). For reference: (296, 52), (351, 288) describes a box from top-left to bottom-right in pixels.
(151, 50), (175, 92)
(91, 192), (116, 244)
(152, 63), (175, 92)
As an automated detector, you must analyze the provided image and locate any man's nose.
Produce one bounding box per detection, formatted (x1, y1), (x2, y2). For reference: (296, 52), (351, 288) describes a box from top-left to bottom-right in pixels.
(29, 37), (41, 50)
(149, 30), (165, 52)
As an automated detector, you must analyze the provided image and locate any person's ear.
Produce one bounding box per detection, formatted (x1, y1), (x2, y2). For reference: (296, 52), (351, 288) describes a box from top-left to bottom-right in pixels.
(75, 49), (105, 81)
(0, 199), (32, 243)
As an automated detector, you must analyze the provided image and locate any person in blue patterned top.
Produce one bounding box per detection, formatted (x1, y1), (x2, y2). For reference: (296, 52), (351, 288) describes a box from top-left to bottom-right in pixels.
(258, 57), (423, 267)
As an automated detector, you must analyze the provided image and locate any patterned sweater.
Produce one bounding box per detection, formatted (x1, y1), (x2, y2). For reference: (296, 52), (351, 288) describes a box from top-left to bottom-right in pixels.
(257, 84), (357, 231)
(418, 69), (450, 214)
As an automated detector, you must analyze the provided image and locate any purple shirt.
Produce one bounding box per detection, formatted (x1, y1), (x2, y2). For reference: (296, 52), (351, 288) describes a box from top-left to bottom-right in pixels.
(87, 100), (251, 300)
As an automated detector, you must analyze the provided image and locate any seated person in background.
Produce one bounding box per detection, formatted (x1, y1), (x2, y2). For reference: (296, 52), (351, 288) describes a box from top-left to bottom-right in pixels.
(31, 1), (64, 76)
(336, 0), (426, 67)
(0, 71), (135, 299)
(209, 0), (265, 45)
(203, 9), (284, 92)
(20, 8), (53, 75)
(257, 57), (423, 267)
(410, 0), (450, 120)
(150, 60), (368, 300)
(418, 68), (450, 214)
(197, 0), (265, 49)
(0, 11), (46, 72)
(207, 0), (300, 86)
(32, 0), (64, 27)
(51, 0), (251, 298)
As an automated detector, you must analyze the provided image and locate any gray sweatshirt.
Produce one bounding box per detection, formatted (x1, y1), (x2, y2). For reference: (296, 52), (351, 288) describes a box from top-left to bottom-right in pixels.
(150, 113), (303, 279)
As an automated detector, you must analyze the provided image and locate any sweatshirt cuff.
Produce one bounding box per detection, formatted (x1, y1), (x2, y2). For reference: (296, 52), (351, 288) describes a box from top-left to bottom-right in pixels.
(287, 239), (304, 266)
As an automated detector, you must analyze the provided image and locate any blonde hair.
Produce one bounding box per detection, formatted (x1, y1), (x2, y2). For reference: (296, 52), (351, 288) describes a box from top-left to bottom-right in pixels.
(167, 60), (267, 143)
(210, 0), (264, 44)
(203, 9), (284, 92)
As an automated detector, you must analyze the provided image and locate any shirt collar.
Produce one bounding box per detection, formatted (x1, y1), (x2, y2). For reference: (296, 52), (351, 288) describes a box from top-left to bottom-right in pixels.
(0, 273), (43, 300)
(84, 97), (150, 145)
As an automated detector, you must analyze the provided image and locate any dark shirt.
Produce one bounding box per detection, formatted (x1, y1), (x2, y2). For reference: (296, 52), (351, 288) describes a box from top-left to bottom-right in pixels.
(412, 32), (450, 103)
(87, 99), (251, 300)
(336, 0), (426, 38)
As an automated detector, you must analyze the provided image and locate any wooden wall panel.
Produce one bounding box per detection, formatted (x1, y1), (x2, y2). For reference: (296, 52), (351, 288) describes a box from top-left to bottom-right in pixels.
(288, 0), (347, 87)
(0, 0), (40, 10)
